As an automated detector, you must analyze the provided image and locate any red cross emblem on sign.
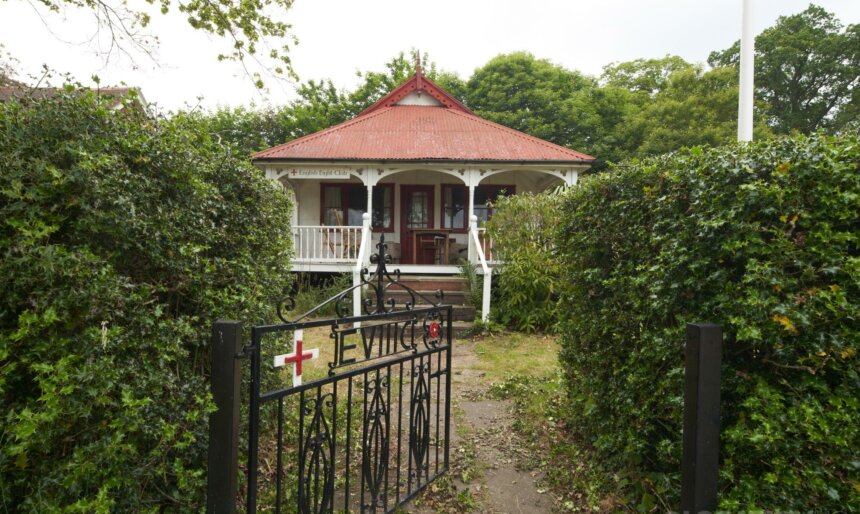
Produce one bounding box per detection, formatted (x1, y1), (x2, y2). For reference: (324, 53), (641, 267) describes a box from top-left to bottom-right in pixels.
(273, 329), (319, 387)
(429, 321), (441, 339)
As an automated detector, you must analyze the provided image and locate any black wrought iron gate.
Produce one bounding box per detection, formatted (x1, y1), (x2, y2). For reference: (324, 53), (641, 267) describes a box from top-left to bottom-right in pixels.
(213, 236), (453, 514)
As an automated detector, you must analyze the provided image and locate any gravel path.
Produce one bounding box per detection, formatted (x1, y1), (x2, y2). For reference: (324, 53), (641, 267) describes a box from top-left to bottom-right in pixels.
(406, 338), (552, 514)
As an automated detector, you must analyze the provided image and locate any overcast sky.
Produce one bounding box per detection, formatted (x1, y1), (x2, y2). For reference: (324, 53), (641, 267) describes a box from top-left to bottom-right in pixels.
(2, 0), (859, 112)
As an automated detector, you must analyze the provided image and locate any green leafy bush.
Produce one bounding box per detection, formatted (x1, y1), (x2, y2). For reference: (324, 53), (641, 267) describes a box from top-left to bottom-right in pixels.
(0, 89), (293, 511)
(556, 134), (859, 510)
(487, 190), (565, 332)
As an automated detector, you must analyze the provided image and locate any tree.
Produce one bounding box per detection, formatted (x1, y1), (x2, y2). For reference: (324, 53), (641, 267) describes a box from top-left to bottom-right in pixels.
(464, 52), (641, 161)
(465, 52), (595, 145)
(557, 84), (636, 162)
(709, 4), (860, 133)
(4, 0), (297, 87)
(601, 55), (693, 96)
(0, 44), (22, 86)
(617, 66), (771, 157)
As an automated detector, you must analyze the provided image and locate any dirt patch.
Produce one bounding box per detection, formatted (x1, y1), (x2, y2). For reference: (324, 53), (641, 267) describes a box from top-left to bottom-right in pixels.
(405, 338), (552, 514)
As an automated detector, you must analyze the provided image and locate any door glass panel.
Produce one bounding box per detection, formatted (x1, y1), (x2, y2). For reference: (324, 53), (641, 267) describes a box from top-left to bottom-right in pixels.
(407, 192), (429, 228)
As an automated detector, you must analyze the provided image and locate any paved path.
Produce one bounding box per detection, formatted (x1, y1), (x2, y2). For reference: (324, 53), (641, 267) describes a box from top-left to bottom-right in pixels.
(407, 339), (552, 514)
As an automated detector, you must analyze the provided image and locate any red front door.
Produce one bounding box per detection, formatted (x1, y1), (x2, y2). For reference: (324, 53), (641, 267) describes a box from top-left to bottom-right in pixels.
(400, 185), (435, 264)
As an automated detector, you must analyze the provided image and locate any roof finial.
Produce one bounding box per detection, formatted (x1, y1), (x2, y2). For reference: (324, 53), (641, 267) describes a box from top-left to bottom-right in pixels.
(415, 50), (423, 89)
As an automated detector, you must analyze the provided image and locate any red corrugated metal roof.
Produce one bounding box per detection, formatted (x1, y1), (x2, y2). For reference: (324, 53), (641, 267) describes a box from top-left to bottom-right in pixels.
(253, 72), (595, 163)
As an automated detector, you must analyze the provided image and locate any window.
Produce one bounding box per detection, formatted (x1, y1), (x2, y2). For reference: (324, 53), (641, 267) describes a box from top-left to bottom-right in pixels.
(371, 186), (392, 230)
(320, 183), (394, 231)
(442, 184), (514, 227)
(474, 185), (513, 225)
(442, 185), (467, 230)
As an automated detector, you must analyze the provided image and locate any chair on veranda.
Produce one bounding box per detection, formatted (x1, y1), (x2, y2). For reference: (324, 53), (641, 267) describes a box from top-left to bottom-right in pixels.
(321, 209), (343, 258)
(418, 232), (446, 264)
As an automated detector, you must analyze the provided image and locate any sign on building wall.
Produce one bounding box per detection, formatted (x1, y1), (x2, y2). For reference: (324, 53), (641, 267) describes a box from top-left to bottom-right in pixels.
(288, 168), (352, 179)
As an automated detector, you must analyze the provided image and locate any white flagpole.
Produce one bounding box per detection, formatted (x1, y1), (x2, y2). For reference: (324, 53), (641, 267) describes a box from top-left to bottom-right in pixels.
(738, 0), (755, 142)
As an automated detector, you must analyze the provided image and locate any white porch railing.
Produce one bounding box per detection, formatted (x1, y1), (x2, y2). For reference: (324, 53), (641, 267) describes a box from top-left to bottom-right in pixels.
(469, 216), (492, 322)
(292, 216), (494, 322)
(293, 226), (363, 262)
(475, 228), (498, 265)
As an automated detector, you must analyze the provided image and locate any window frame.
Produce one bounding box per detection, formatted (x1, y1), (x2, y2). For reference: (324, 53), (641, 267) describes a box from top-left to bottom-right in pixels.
(440, 183), (469, 233)
(370, 183), (395, 233)
(440, 183), (517, 227)
(318, 182), (394, 232)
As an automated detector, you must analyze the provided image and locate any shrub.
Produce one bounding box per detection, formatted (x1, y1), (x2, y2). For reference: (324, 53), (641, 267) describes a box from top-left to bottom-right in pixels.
(0, 89), (293, 512)
(486, 190), (565, 332)
(556, 134), (859, 510)
(457, 259), (483, 310)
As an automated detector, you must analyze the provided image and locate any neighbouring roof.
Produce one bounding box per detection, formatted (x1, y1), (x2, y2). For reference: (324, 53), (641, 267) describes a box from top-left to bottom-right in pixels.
(253, 68), (595, 164)
(0, 86), (147, 112)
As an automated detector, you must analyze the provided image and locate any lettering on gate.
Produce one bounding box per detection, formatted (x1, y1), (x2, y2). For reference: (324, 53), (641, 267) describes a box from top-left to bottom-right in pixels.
(329, 318), (417, 373)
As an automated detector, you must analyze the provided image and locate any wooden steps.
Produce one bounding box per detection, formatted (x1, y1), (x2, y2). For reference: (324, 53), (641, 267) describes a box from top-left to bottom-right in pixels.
(450, 321), (477, 338)
(393, 276), (468, 293)
(387, 275), (477, 328)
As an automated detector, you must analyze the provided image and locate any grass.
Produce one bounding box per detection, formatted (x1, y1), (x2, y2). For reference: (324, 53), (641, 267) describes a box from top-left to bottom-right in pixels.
(473, 331), (560, 381)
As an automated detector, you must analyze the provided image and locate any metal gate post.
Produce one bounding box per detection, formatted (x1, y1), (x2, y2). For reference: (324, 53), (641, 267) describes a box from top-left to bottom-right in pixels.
(207, 320), (243, 514)
(680, 323), (722, 514)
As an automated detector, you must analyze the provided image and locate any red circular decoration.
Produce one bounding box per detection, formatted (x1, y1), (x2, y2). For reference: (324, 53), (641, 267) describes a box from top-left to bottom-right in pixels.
(429, 322), (440, 339)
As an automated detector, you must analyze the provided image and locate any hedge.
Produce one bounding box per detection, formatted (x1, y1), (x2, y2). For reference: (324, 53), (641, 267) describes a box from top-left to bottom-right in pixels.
(0, 90), (293, 512)
(556, 134), (858, 510)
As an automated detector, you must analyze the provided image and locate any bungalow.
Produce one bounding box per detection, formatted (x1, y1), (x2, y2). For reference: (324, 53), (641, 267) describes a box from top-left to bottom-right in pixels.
(252, 64), (595, 320)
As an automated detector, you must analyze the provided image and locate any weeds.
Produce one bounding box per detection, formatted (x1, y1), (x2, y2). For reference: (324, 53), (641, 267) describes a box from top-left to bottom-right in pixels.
(462, 318), (504, 338)
(285, 272), (352, 318)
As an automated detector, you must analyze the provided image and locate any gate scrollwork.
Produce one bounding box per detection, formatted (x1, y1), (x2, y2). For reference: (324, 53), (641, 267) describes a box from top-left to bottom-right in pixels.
(362, 373), (390, 510)
(300, 394), (334, 514)
(247, 232), (452, 514)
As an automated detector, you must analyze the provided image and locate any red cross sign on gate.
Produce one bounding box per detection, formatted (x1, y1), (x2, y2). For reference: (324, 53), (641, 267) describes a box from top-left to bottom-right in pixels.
(273, 329), (319, 387)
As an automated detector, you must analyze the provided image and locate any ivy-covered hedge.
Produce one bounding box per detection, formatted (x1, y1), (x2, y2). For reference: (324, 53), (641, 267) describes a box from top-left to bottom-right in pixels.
(0, 90), (293, 512)
(556, 134), (859, 510)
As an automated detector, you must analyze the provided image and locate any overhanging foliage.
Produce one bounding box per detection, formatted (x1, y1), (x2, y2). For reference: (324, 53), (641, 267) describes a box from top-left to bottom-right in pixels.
(0, 89), (293, 511)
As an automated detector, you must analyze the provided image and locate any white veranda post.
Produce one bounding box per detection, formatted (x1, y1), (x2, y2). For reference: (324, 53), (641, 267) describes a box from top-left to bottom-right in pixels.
(353, 213), (371, 320)
(467, 184), (476, 262)
(353, 172), (377, 322)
